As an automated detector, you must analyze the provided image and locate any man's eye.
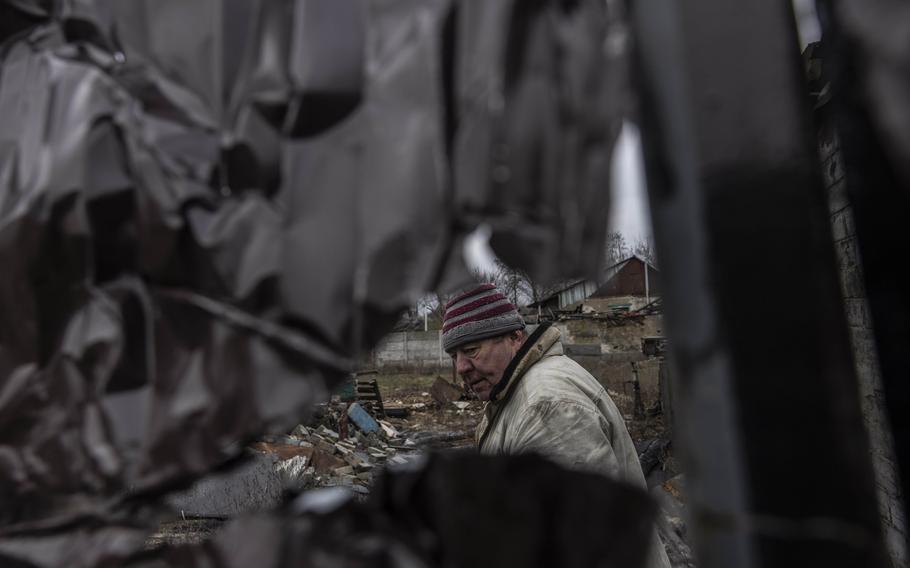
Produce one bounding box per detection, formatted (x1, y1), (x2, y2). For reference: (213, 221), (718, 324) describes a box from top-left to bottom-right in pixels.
(465, 348), (479, 357)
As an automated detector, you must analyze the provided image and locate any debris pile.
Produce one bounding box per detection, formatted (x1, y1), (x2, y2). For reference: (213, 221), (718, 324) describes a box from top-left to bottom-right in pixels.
(253, 403), (418, 495)
(379, 376), (484, 449)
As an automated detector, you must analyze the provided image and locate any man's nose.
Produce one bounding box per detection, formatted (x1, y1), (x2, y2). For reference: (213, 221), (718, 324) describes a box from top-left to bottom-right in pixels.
(454, 353), (472, 374)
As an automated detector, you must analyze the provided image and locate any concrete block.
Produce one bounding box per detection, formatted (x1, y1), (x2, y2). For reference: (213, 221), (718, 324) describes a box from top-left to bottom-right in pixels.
(564, 344), (602, 356)
(602, 352), (646, 363)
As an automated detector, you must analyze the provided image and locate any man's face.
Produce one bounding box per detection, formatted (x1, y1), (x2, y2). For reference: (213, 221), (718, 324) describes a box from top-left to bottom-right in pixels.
(450, 332), (524, 401)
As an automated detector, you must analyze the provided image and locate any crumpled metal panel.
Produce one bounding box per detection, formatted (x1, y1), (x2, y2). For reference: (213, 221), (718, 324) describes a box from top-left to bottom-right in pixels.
(278, 0), (454, 351)
(0, 34), (334, 568)
(454, 0), (624, 283)
(135, 454), (657, 568)
(0, 1), (451, 565)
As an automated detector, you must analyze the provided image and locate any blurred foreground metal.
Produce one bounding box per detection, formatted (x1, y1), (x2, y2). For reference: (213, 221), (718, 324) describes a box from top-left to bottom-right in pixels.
(630, 0), (888, 566)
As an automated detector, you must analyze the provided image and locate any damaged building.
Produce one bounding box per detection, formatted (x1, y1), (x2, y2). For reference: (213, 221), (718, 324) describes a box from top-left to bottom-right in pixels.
(531, 254), (661, 315)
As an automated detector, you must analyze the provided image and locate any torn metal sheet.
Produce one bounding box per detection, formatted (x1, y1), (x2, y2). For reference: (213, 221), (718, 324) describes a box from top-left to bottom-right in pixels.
(277, 0), (455, 351)
(453, 0), (625, 284)
(136, 453), (658, 568)
(0, 4), (367, 565)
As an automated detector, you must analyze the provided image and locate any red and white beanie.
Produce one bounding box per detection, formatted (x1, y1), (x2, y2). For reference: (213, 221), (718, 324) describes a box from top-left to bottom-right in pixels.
(441, 283), (526, 352)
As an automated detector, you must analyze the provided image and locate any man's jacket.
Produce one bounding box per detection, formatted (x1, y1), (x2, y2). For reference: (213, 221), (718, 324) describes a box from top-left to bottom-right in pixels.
(475, 325), (671, 568)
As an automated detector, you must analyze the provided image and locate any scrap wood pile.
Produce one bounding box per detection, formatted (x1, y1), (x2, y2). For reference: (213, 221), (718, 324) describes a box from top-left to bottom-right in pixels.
(252, 402), (418, 495)
(549, 298), (664, 323)
(249, 374), (485, 495)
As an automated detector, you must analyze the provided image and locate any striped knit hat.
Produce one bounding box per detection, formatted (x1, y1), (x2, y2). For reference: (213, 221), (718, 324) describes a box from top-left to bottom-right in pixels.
(442, 283), (525, 352)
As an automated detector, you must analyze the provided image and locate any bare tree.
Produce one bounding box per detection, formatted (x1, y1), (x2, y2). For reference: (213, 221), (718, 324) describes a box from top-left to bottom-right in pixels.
(603, 230), (629, 268)
(632, 236), (658, 267)
(471, 266), (500, 288)
(523, 275), (557, 308)
(492, 259), (524, 306)
(491, 259), (565, 310)
(416, 265), (500, 329)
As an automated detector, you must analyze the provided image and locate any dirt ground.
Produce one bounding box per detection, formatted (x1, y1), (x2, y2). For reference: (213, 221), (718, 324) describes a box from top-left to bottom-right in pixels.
(378, 373), (483, 448)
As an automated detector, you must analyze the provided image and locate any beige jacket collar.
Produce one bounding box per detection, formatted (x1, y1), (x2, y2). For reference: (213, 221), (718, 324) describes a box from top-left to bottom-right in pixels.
(475, 325), (562, 445)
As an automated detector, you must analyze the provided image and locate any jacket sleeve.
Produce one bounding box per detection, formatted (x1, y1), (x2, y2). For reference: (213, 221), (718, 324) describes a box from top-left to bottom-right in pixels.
(507, 399), (623, 479)
(509, 399), (672, 568)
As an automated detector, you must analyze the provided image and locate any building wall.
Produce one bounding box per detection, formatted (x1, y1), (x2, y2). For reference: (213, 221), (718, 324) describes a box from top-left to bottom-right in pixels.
(556, 315), (663, 350)
(558, 280), (598, 308)
(555, 315), (665, 415)
(595, 259), (661, 298)
(370, 330), (448, 371)
(820, 117), (907, 567)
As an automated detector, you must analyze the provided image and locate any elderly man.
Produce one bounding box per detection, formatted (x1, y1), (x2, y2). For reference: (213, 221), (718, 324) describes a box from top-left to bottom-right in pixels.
(443, 283), (670, 568)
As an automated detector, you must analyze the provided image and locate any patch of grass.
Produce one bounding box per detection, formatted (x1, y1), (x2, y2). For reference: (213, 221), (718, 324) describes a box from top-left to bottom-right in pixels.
(374, 373), (440, 399)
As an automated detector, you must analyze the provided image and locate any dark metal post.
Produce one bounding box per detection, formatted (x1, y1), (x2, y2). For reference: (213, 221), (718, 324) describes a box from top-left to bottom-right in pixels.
(816, 2), (910, 553)
(629, 1), (887, 567)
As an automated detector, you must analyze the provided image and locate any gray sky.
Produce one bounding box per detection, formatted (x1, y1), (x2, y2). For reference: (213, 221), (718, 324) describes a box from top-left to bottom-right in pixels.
(608, 123), (650, 246)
